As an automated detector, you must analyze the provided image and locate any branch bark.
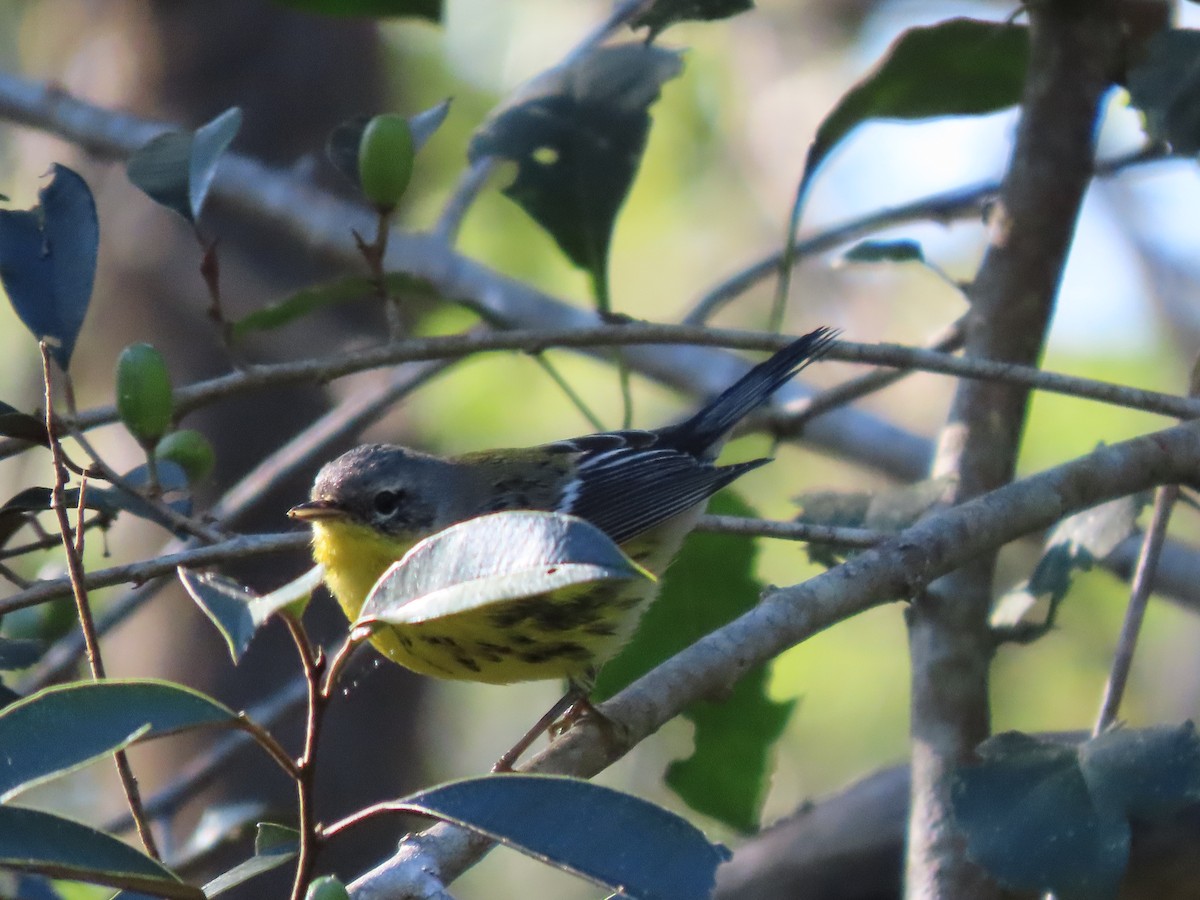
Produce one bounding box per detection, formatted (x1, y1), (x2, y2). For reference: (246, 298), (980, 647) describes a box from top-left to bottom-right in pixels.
(907, 4), (1123, 896)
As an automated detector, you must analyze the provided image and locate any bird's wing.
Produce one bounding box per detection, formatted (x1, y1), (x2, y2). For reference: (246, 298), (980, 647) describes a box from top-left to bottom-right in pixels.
(551, 435), (766, 545)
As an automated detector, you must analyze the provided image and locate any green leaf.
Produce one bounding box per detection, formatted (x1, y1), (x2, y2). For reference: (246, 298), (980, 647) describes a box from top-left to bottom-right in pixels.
(229, 273), (439, 338)
(126, 107), (242, 224)
(992, 495), (1143, 634)
(0, 679), (236, 800)
(804, 19), (1027, 192)
(953, 726), (1200, 900)
(0, 164), (98, 369)
(359, 511), (649, 628)
(468, 43), (683, 306)
(842, 238), (925, 264)
(0, 805), (201, 899)
(202, 823), (298, 897)
(179, 565), (322, 663)
(399, 775), (728, 900)
(594, 493), (791, 833)
(631, 0), (753, 43)
(268, 0), (441, 21)
(1127, 28), (1200, 154)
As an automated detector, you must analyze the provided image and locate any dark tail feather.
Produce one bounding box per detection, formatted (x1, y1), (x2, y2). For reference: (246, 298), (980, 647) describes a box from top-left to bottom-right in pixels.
(666, 326), (839, 453)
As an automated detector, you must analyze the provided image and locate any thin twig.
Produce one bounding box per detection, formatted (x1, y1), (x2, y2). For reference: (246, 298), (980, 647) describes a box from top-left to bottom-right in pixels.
(39, 344), (159, 860)
(0, 531), (308, 616)
(282, 613), (324, 900)
(695, 514), (884, 547)
(5, 325), (1197, 467)
(1093, 484), (1179, 736)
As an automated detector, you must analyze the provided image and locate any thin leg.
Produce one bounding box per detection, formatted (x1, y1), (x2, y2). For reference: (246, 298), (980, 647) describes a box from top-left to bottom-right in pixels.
(493, 689), (580, 773)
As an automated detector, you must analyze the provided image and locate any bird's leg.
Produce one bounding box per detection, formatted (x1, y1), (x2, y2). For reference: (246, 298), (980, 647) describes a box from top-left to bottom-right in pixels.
(493, 689), (581, 772)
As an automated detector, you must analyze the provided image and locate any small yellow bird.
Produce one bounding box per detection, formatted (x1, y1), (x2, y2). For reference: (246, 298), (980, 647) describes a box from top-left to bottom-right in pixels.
(290, 329), (835, 759)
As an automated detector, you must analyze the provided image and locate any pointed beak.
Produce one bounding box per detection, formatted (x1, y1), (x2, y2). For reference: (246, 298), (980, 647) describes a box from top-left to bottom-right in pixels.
(288, 499), (345, 521)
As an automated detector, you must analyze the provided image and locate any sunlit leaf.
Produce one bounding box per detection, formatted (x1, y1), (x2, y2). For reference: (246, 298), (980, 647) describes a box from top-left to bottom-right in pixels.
(201, 823), (298, 897)
(179, 565), (322, 663)
(0, 165), (98, 369)
(360, 510), (648, 627)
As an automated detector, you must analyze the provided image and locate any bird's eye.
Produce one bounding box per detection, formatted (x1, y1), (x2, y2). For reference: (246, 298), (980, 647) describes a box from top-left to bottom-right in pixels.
(373, 489), (404, 517)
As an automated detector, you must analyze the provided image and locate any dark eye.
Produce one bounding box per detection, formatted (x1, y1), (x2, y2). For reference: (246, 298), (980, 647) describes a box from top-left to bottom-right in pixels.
(373, 489), (404, 517)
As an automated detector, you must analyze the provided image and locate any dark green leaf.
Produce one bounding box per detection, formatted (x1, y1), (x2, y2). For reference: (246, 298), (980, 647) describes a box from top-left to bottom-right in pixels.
(0, 164), (98, 369)
(954, 732), (1127, 900)
(359, 510), (648, 627)
(468, 43), (682, 299)
(400, 775), (728, 900)
(0, 805), (202, 899)
(179, 566), (321, 663)
(1127, 29), (1200, 154)
(594, 493), (790, 832)
(952, 728), (1200, 900)
(0, 679), (236, 800)
(269, 0), (441, 21)
(804, 19), (1027, 191)
(0, 637), (43, 670)
(326, 101), (451, 189)
(631, 0), (753, 42)
(0, 400), (49, 446)
(126, 108), (242, 224)
(1080, 723), (1200, 821)
(843, 238), (925, 264)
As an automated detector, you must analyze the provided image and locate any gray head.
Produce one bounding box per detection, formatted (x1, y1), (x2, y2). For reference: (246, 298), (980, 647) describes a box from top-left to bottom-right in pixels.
(290, 443), (451, 537)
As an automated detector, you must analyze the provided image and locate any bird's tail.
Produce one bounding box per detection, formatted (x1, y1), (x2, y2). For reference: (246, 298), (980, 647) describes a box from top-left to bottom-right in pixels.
(666, 326), (839, 454)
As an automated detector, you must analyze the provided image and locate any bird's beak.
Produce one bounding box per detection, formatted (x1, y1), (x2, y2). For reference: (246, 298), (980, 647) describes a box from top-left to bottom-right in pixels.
(288, 500), (344, 521)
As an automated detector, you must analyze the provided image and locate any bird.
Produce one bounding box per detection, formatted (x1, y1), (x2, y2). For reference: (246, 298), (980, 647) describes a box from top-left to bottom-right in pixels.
(290, 327), (836, 765)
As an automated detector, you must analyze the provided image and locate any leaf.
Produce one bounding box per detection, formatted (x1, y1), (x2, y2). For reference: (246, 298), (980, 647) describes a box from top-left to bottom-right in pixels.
(0, 805), (202, 899)
(992, 495), (1143, 633)
(0, 637), (43, 670)
(230, 273), (439, 338)
(126, 107), (242, 224)
(179, 565), (323, 663)
(803, 19), (1028, 193)
(1127, 28), (1200, 154)
(468, 43), (683, 301)
(953, 726), (1200, 900)
(842, 238), (925, 265)
(359, 511), (649, 628)
(399, 775), (728, 900)
(0, 679), (237, 800)
(594, 493), (790, 832)
(268, 0), (442, 21)
(201, 823), (297, 897)
(631, 0), (753, 43)
(0, 400), (49, 446)
(0, 164), (98, 369)
(326, 100), (451, 189)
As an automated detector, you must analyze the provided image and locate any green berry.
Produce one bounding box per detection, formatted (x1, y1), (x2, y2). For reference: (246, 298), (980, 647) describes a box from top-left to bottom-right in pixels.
(358, 113), (415, 212)
(305, 875), (350, 900)
(155, 429), (216, 484)
(115, 343), (173, 447)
